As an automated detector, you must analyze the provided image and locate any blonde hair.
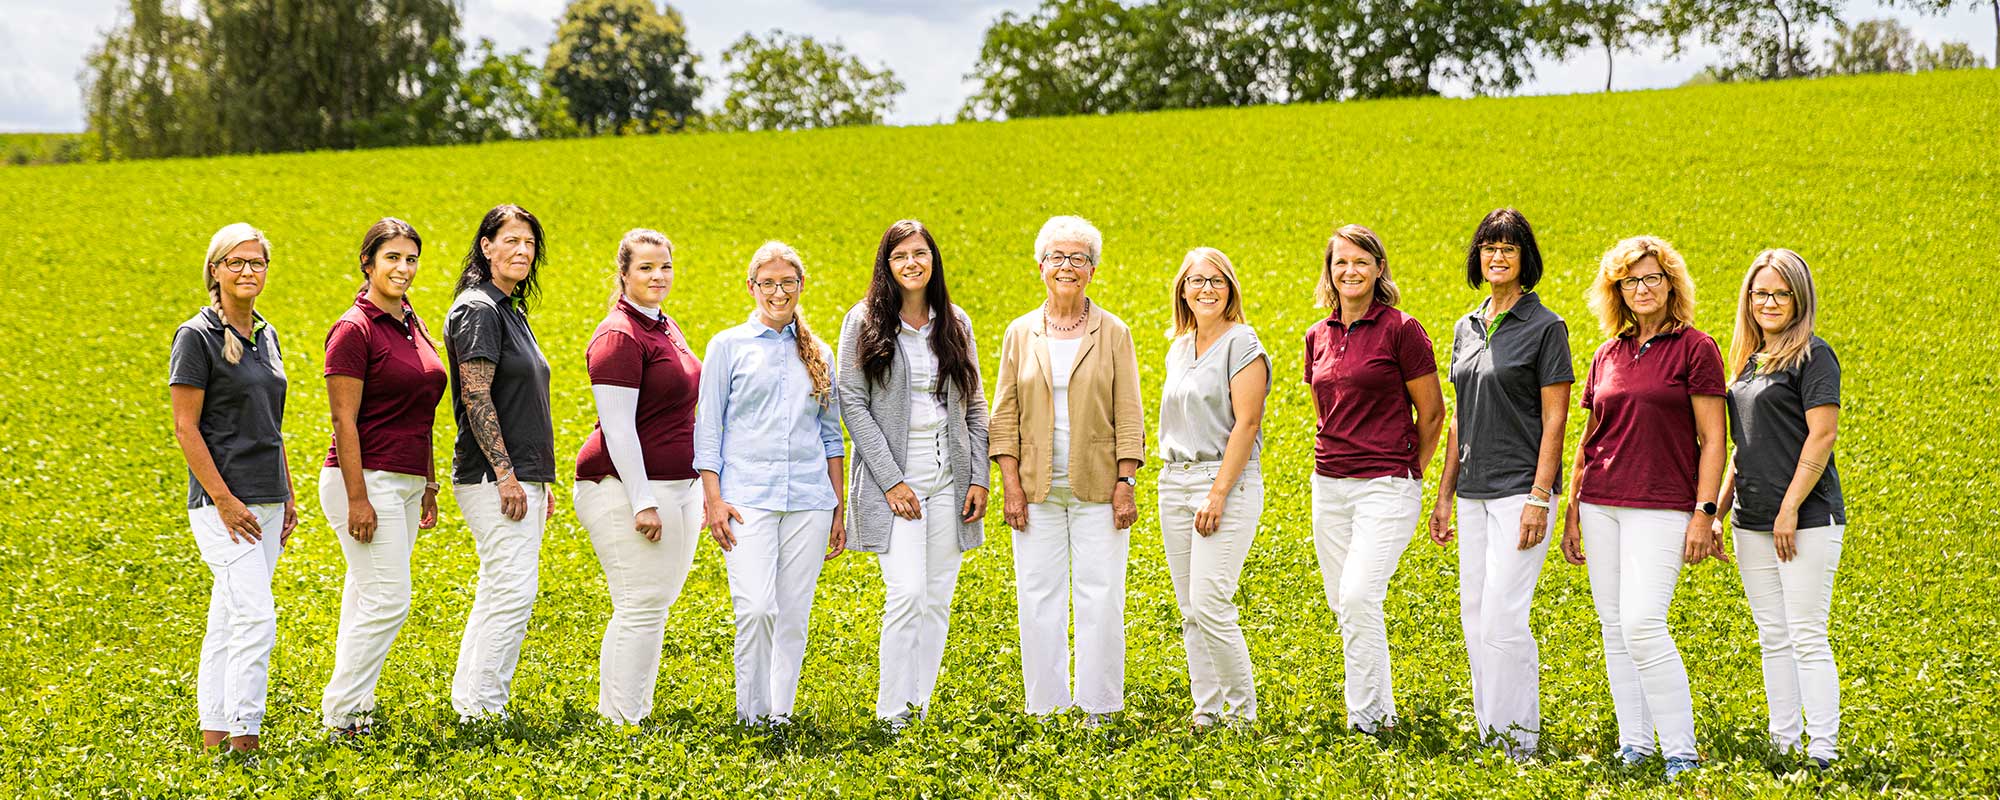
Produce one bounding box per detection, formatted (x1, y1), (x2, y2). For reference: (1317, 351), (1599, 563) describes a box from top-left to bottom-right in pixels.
(746, 241), (832, 407)
(1728, 248), (1820, 377)
(1034, 215), (1102, 266)
(1587, 235), (1697, 337)
(203, 222), (271, 365)
(611, 228), (674, 310)
(1167, 247), (1248, 338)
(1315, 224), (1400, 308)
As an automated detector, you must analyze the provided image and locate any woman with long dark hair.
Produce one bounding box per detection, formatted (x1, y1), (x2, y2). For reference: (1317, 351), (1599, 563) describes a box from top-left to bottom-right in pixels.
(836, 220), (989, 728)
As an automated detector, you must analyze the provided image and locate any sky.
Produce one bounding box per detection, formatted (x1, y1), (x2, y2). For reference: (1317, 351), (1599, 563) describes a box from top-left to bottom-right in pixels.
(1, 0), (1992, 132)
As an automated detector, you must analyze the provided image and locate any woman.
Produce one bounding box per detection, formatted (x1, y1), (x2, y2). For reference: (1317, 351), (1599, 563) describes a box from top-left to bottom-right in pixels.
(444, 204), (557, 721)
(1157, 247), (1268, 729)
(1714, 249), (1845, 771)
(1426, 208), (1572, 757)
(1302, 223), (1444, 737)
(574, 229), (704, 724)
(694, 241), (847, 725)
(169, 222), (295, 751)
(990, 215), (1144, 725)
(837, 220), (990, 728)
(318, 218), (449, 737)
(1558, 235), (1728, 781)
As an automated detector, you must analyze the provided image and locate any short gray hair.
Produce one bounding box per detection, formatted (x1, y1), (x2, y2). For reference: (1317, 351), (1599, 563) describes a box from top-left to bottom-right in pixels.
(1034, 215), (1102, 267)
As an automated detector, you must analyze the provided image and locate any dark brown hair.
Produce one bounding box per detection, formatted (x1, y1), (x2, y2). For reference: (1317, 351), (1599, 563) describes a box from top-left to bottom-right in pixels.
(858, 220), (978, 400)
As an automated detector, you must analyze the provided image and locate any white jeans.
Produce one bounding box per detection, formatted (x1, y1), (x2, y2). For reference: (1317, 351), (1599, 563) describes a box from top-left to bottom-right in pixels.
(723, 506), (832, 722)
(1159, 462), (1261, 721)
(875, 488), (963, 719)
(450, 480), (549, 719)
(317, 467), (425, 729)
(1579, 502), (1697, 760)
(576, 476), (702, 724)
(1014, 487), (1129, 715)
(1311, 473), (1421, 730)
(1735, 524), (1844, 760)
(190, 502), (285, 737)
(1456, 493), (1554, 752)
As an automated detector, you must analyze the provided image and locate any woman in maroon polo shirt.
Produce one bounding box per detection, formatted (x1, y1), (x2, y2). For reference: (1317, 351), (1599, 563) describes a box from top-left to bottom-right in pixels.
(317, 218), (449, 738)
(572, 228), (703, 724)
(1302, 223), (1445, 737)
(1558, 235), (1728, 781)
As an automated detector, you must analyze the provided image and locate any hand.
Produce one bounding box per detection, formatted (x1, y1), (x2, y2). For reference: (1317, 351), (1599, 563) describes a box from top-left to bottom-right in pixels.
(1684, 515), (1729, 565)
(885, 482), (922, 520)
(217, 495), (262, 543)
(1428, 500), (1454, 546)
(497, 475), (528, 521)
(1002, 483), (1028, 530)
(281, 495), (298, 546)
(1194, 487), (1227, 537)
(1111, 481), (1138, 530)
(704, 495), (742, 551)
(546, 486), (556, 521)
(1559, 504), (1585, 565)
(1772, 507), (1799, 562)
(1517, 502), (1550, 551)
(961, 485), (989, 523)
(825, 511), (847, 561)
(345, 495), (379, 543)
(634, 507), (663, 542)
(419, 487), (439, 530)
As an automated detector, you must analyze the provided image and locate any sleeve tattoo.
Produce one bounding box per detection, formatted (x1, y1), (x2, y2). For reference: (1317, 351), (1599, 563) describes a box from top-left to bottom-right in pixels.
(460, 358), (513, 479)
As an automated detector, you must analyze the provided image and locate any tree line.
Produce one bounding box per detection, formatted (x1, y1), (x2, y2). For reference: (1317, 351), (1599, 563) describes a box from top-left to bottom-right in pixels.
(78, 0), (1992, 161)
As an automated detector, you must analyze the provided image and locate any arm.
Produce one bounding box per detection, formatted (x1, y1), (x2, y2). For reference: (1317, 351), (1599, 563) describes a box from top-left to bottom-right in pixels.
(279, 441), (298, 543)
(1111, 328), (1145, 530)
(1559, 408), (1601, 566)
(1406, 373), (1446, 479)
(328, 374), (376, 542)
(961, 315), (992, 522)
(459, 358), (526, 522)
(836, 311), (913, 517)
(818, 369), (848, 560)
(592, 385), (663, 540)
(1516, 382), (1572, 550)
(1768, 405), (1838, 561)
(694, 335), (739, 549)
(1429, 419), (1459, 545)
(989, 325), (1027, 530)
(172, 385), (264, 543)
(1195, 357), (1268, 536)
(1686, 394), (1729, 564)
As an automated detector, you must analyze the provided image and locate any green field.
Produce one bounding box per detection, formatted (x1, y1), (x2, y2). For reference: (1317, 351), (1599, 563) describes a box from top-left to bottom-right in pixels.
(1, 69), (1996, 796)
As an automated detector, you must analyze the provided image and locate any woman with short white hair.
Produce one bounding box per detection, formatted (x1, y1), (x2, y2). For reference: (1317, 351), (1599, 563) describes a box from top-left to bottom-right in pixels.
(990, 215), (1144, 725)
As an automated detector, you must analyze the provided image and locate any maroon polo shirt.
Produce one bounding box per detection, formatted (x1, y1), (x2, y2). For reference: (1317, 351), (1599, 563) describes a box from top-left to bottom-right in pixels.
(322, 295), (449, 478)
(575, 300), (703, 482)
(1303, 303), (1437, 479)
(1576, 326), (1727, 510)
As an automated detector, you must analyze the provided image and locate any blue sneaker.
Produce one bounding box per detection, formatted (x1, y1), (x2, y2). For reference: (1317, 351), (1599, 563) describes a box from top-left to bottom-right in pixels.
(1619, 746), (1650, 766)
(1665, 757), (1701, 781)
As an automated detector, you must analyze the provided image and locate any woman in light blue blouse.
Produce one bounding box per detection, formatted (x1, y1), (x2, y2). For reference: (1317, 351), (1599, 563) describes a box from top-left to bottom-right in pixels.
(693, 240), (847, 725)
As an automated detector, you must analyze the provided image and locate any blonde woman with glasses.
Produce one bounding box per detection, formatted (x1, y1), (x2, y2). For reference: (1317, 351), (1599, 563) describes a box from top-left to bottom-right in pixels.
(1712, 249), (1845, 772)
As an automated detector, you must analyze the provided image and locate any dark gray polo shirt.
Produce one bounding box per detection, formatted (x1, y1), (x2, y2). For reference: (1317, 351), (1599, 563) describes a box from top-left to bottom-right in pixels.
(1728, 336), (1845, 530)
(446, 282), (556, 485)
(168, 307), (290, 509)
(1447, 292), (1574, 499)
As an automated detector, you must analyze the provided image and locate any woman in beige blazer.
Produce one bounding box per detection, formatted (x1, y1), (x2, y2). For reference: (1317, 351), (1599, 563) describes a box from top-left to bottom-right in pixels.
(989, 214), (1145, 725)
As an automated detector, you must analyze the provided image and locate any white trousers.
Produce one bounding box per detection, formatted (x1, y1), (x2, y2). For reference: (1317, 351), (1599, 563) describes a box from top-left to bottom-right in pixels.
(723, 506), (832, 722)
(1456, 493), (1554, 752)
(450, 480), (549, 719)
(874, 488), (963, 719)
(1311, 473), (1421, 730)
(1579, 502), (1697, 760)
(1158, 463), (1261, 721)
(576, 476), (703, 724)
(190, 502), (285, 737)
(1014, 487), (1129, 715)
(317, 467), (425, 729)
(1735, 524), (1844, 760)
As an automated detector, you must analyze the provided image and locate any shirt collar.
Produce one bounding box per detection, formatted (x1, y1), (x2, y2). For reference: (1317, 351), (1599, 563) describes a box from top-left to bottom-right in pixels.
(354, 292), (415, 328)
(1324, 301), (1389, 329)
(618, 297), (665, 330)
(477, 280), (521, 310)
(747, 311), (797, 339)
(899, 306), (939, 335)
(1469, 291), (1547, 324)
(200, 306), (270, 336)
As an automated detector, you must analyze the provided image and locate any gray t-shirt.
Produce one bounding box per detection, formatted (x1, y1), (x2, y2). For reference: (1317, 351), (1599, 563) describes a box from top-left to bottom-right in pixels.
(1728, 336), (1844, 530)
(168, 308), (290, 509)
(446, 282), (556, 484)
(1159, 324), (1269, 464)
(1447, 292), (1574, 499)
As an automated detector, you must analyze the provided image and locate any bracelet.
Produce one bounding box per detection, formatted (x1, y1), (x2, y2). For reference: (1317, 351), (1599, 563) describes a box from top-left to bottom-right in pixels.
(1523, 497), (1551, 509)
(1532, 485), (1554, 499)
(494, 469), (514, 483)
(425, 481), (441, 492)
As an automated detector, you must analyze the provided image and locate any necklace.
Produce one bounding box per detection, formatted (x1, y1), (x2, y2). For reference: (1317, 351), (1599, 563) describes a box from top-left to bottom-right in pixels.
(1046, 297), (1089, 333)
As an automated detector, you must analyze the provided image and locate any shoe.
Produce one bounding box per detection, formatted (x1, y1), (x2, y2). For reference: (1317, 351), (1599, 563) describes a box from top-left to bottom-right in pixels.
(883, 711), (913, 734)
(1081, 713), (1111, 729)
(1619, 745), (1650, 766)
(1664, 757), (1700, 781)
(1807, 757), (1833, 772)
(1191, 713), (1219, 732)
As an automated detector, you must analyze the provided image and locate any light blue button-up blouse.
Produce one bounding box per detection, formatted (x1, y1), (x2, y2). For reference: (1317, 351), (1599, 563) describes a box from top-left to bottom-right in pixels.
(692, 315), (845, 512)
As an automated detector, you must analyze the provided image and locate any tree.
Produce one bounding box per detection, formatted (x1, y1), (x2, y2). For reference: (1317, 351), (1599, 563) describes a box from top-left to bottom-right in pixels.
(1541, 0), (1670, 91)
(960, 0), (1143, 120)
(715, 32), (903, 131)
(1887, 1), (1998, 67)
(451, 39), (582, 142)
(1660, 0), (1842, 81)
(1827, 18), (1917, 74)
(545, 0), (702, 135)
(1915, 40), (1989, 69)
(83, 0), (218, 159)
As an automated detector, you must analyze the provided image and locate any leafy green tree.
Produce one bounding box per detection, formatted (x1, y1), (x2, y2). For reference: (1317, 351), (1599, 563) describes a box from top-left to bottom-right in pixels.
(960, 0), (1141, 120)
(1659, 0), (1841, 81)
(452, 39), (582, 142)
(1540, 0), (1671, 91)
(1886, 1), (1997, 67)
(83, 0), (218, 159)
(545, 0), (703, 134)
(1827, 18), (1916, 74)
(715, 31), (904, 130)
(1915, 39), (1989, 69)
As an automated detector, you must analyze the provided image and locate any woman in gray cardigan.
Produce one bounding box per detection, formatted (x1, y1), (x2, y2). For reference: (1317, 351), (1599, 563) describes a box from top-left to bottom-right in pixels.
(837, 219), (990, 728)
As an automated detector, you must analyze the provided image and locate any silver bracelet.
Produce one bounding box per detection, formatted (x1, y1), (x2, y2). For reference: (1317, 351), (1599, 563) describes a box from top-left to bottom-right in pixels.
(1523, 497), (1552, 509)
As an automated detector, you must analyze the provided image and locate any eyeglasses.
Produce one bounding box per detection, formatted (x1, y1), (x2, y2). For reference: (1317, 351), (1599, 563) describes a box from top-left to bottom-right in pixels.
(1617, 273), (1667, 291)
(1041, 251), (1094, 269)
(889, 250), (932, 267)
(752, 278), (803, 295)
(1478, 244), (1520, 260)
(1750, 289), (1795, 305)
(1183, 276), (1229, 291)
(218, 258), (270, 274)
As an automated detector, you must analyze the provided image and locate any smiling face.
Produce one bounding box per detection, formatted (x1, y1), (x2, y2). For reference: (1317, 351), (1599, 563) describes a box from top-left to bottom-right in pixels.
(888, 234), (933, 296)
(1620, 254), (1670, 318)
(482, 218), (536, 287)
(1039, 238), (1095, 302)
(748, 258), (803, 327)
(1478, 240), (1522, 289)
(1326, 237), (1380, 304)
(1181, 259), (1231, 327)
(1747, 265), (1795, 336)
(623, 241), (674, 308)
(365, 236), (420, 302)
(211, 240), (269, 303)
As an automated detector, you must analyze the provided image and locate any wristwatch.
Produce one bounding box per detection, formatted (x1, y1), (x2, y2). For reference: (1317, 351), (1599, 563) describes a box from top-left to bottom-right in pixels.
(1694, 500), (1718, 516)
(1116, 476), (1138, 488)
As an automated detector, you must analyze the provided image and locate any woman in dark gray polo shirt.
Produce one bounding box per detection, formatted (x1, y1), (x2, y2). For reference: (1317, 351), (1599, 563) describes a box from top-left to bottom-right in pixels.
(168, 222), (294, 751)
(444, 204), (556, 721)
(1427, 209), (1571, 758)
(1713, 248), (1846, 770)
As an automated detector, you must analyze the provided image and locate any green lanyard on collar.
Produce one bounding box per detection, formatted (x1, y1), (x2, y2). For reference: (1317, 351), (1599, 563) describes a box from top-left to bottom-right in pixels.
(1484, 309), (1509, 342)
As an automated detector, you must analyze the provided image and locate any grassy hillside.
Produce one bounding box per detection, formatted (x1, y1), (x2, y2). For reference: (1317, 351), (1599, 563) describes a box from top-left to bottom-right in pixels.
(0, 69), (1995, 796)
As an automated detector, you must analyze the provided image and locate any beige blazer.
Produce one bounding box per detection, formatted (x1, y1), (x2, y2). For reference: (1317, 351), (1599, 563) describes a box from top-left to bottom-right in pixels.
(989, 302), (1145, 504)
